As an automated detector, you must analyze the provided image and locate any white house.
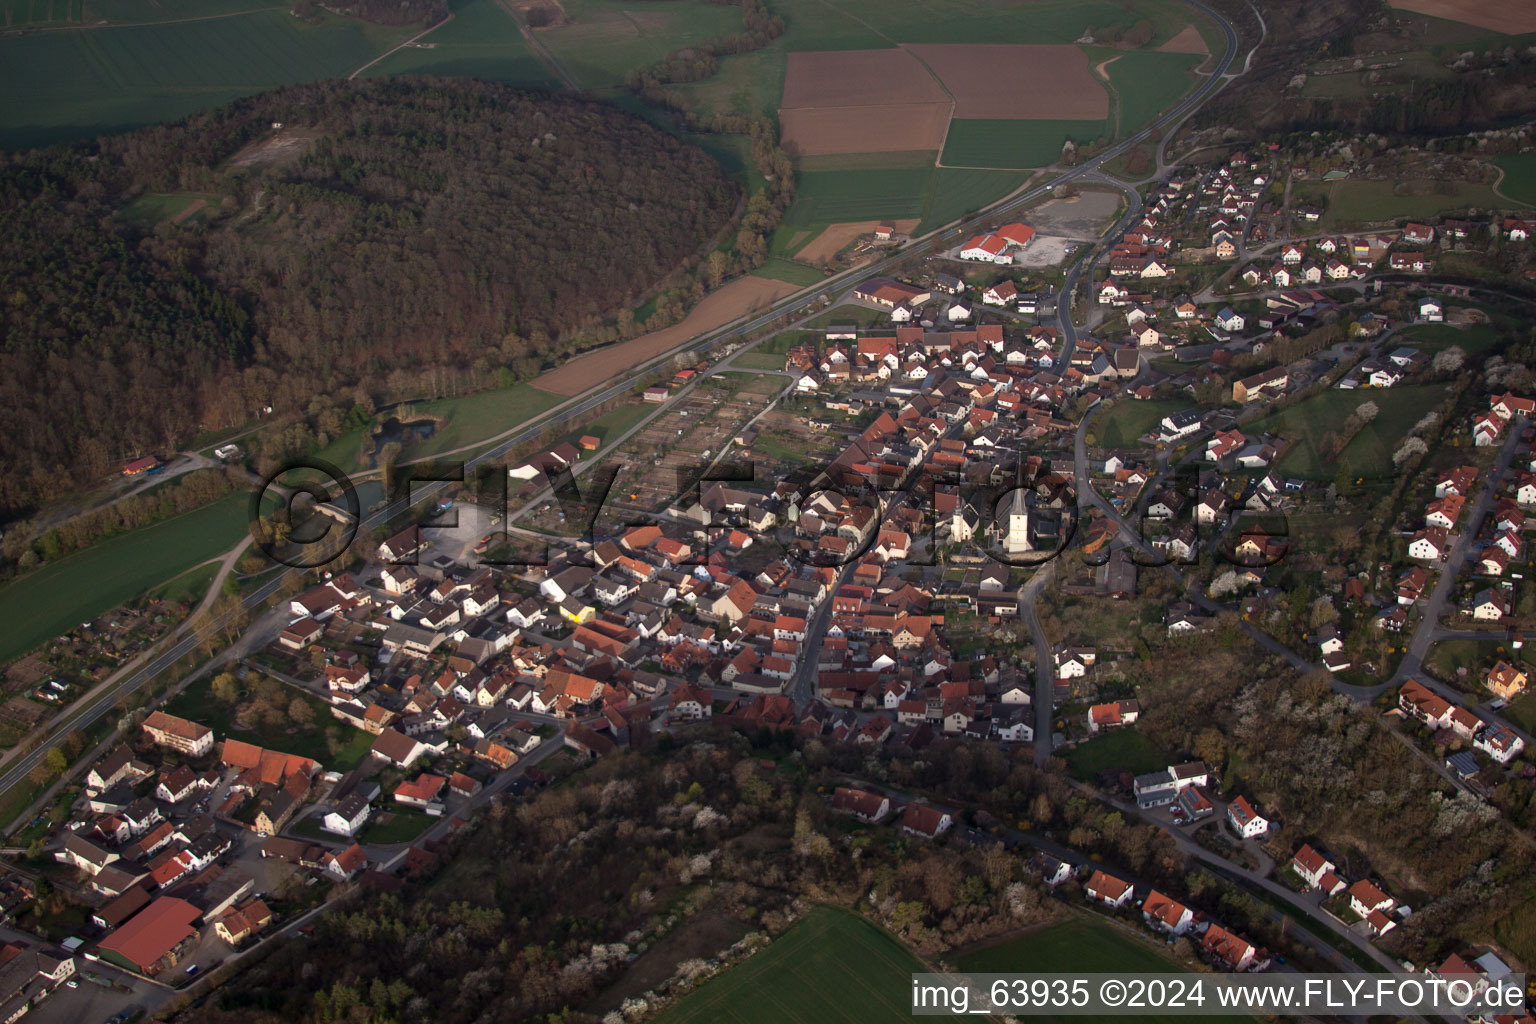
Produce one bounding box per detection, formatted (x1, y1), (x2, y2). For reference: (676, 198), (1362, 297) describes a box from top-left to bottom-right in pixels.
(1215, 307), (1245, 332)
(322, 793), (372, 837)
(1143, 891), (1195, 935)
(1418, 296), (1444, 322)
(1226, 795), (1269, 839)
(1085, 870), (1134, 909)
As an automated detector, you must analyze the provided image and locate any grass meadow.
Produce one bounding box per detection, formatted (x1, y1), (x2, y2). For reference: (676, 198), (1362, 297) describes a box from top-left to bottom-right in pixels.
(654, 905), (921, 1024)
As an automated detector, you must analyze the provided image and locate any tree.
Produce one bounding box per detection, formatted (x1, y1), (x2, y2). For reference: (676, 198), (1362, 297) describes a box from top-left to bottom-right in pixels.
(1432, 346), (1465, 374)
(212, 672), (240, 703)
(1355, 400), (1380, 423)
(288, 697), (314, 726)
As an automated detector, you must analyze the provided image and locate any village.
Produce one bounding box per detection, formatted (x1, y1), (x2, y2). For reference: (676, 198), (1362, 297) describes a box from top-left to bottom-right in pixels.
(2, 139), (1536, 1024)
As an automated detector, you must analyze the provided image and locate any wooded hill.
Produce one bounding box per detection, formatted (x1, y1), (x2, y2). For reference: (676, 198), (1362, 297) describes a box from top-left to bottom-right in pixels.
(0, 78), (737, 518)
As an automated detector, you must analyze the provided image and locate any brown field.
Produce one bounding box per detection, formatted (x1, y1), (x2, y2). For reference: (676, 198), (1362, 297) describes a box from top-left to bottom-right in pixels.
(780, 103), (950, 156)
(780, 49), (949, 108)
(1157, 24), (1208, 53)
(1388, 0), (1536, 33)
(533, 276), (800, 395)
(795, 217), (921, 262)
(904, 43), (1108, 119)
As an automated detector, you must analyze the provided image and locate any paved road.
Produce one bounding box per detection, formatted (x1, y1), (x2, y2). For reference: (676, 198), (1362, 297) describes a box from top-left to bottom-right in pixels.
(1021, 563), (1057, 766)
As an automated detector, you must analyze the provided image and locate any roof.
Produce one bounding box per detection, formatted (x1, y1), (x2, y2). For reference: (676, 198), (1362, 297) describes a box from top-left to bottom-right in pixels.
(1142, 890), (1189, 929)
(1086, 869), (1132, 900)
(98, 896), (201, 971)
(142, 711), (210, 744)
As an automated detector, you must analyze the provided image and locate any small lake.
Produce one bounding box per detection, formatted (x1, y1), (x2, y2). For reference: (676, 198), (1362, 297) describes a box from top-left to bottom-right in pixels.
(366, 417), (437, 466)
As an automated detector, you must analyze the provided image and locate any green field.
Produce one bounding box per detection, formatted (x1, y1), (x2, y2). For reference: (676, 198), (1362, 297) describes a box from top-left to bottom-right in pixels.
(149, 561), (221, 606)
(1496, 153), (1536, 208)
(669, 47), (786, 121)
(3, 0), (80, 28)
(0, 8), (408, 150)
(556, 400), (656, 453)
(537, 0), (747, 91)
(1092, 399), (1188, 448)
(754, 258), (828, 286)
(826, 0), (1142, 45)
(1396, 323), (1501, 357)
(1305, 179), (1516, 228)
(1252, 384), (1449, 481)
(361, 806), (437, 844)
(82, 0), (277, 22)
(1062, 727), (1168, 782)
(1103, 50), (1202, 134)
(360, 0), (556, 87)
(958, 918), (1254, 1023)
(941, 119), (1109, 170)
(781, 166), (933, 225)
(654, 905), (921, 1024)
(0, 493), (248, 666)
(162, 673), (376, 770)
(918, 167), (1034, 233)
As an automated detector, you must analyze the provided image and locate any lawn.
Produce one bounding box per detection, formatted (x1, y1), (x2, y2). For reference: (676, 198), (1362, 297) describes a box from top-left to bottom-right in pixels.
(1306, 179), (1515, 228)
(149, 561), (221, 606)
(0, 493), (248, 666)
(1092, 399), (1188, 448)
(1497, 153), (1536, 208)
(940, 119), (1109, 170)
(2, 0), (79, 27)
(1062, 726), (1168, 781)
(830, 0), (1140, 45)
(753, 259), (827, 286)
(360, 0), (557, 87)
(1103, 50), (1203, 134)
(162, 676), (376, 770)
(767, 0), (888, 51)
(654, 905), (921, 1024)
(732, 350), (789, 370)
(557, 400), (656, 453)
(360, 806), (436, 844)
(537, 0), (747, 91)
(1505, 692), (1536, 734)
(0, 8), (410, 150)
(1425, 637), (1530, 687)
(1251, 384), (1449, 481)
(669, 47), (785, 121)
(781, 166), (934, 226)
(1396, 323), (1502, 357)
(117, 191), (219, 229)
(342, 383), (566, 469)
(957, 916), (1181, 973)
(917, 167), (1034, 234)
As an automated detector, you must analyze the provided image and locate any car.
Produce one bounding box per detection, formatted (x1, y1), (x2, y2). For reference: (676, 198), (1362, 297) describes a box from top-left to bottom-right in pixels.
(65, 979), (77, 989)
(184, 964), (199, 976)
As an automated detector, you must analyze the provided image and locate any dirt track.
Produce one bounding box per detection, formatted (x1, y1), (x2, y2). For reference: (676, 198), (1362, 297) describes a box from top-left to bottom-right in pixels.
(905, 43), (1108, 120)
(532, 276), (800, 396)
(795, 218), (920, 263)
(1387, 0), (1536, 32)
(780, 103), (950, 156)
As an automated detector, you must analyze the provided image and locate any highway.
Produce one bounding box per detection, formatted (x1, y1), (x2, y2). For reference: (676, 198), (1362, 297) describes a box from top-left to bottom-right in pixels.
(0, 0), (1248, 823)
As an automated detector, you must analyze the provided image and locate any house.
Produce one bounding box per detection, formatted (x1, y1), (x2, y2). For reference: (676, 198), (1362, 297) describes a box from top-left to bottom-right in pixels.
(323, 843), (368, 883)
(1174, 786), (1214, 821)
(1475, 725), (1524, 764)
(1202, 924), (1259, 971)
(1347, 879), (1394, 919)
(1472, 588), (1509, 622)
(141, 711), (213, 757)
(1133, 762), (1208, 807)
(1215, 307), (1244, 332)
(830, 786), (891, 823)
(1087, 699), (1141, 732)
(1232, 366), (1287, 404)
(1403, 222), (1435, 245)
(378, 525), (424, 563)
(1030, 853), (1073, 887)
(1399, 679), (1453, 728)
(1290, 845), (1336, 890)
(1227, 796), (1269, 839)
(1142, 891), (1195, 935)
(899, 802), (952, 839)
(214, 898), (273, 946)
(370, 728), (429, 769)
(1418, 296), (1443, 322)
(1407, 528), (1447, 562)
(394, 773), (446, 810)
(279, 617), (324, 650)
(322, 793), (372, 837)
(1084, 869), (1134, 909)
(1487, 661), (1527, 701)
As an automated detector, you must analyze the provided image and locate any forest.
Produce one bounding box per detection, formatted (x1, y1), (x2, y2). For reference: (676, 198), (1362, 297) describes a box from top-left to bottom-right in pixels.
(0, 78), (738, 520)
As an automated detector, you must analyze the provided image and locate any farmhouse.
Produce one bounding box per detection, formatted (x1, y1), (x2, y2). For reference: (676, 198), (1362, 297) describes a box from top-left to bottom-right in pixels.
(959, 222), (1035, 264)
